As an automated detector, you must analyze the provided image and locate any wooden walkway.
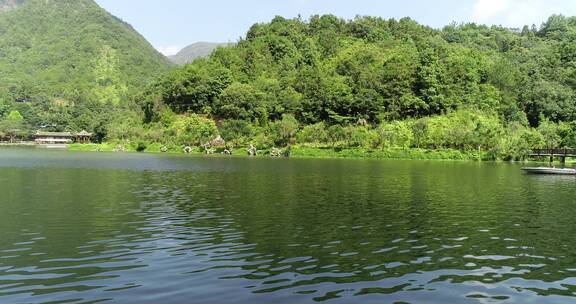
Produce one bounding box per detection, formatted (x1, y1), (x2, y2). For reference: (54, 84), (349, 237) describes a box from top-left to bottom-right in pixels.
(531, 149), (576, 163)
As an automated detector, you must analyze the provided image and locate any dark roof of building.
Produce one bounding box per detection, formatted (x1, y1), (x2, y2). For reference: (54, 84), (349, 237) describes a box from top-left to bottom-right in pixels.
(35, 131), (73, 137)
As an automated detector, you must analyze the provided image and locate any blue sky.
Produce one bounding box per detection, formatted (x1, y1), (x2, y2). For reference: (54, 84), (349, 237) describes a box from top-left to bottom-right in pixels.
(94, 0), (576, 55)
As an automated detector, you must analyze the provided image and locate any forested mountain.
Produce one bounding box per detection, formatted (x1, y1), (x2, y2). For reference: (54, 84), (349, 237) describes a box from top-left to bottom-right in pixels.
(147, 15), (576, 126)
(2, 6), (576, 159)
(0, 0), (172, 139)
(0, 0), (171, 101)
(130, 15), (576, 158)
(169, 42), (233, 65)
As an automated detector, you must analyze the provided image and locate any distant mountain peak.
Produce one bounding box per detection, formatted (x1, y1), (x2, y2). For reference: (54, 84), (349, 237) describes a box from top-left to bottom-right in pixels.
(0, 0), (26, 12)
(169, 42), (234, 65)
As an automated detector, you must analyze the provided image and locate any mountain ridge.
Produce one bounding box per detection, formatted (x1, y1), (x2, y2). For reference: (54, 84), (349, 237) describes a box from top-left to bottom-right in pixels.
(169, 42), (233, 65)
(0, 0), (172, 103)
(0, 0), (25, 12)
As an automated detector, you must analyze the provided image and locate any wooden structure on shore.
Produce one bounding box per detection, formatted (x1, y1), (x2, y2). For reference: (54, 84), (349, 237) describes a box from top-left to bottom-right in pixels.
(75, 130), (93, 143)
(34, 131), (73, 145)
(530, 149), (576, 164)
(34, 130), (93, 145)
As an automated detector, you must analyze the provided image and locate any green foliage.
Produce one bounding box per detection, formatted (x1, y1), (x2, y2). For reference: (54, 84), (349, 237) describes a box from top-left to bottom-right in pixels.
(538, 118), (561, 149)
(0, 110), (25, 141)
(0, 0), (171, 138)
(327, 124), (346, 148)
(376, 121), (413, 148)
(93, 45), (128, 105)
(105, 110), (145, 143)
(135, 141), (147, 152)
(342, 125), (377, 148)
(297, 122), (329, 144)
(0, 0), (170, 98)
(558, 122), (576, 148)
(216, 82), (265, 121)
(167, 114), (219, 146)
(6, 110), (23, 121)
(496, 122), (543, 160)
(219, 119), (254, 145)
(68, 143), (115, 152)
(269, 114), (299, 146)
(290, 146), (478, 160)
(6, 7), (576, 161)
(142, 14), (576, 135)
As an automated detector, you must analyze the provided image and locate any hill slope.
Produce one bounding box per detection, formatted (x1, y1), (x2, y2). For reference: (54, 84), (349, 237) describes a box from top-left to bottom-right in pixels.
(0, 0), (172, 103)
(169, 42), (233, 65)
(125, 15), (576, 159)
(147, 15), (576, 127)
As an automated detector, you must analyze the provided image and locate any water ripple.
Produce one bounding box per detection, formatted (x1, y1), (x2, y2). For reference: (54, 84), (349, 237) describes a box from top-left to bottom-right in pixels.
(2, 152), (576, 303)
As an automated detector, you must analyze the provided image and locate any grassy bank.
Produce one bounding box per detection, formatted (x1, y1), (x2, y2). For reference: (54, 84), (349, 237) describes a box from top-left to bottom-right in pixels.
(68, 143), (491, 161)
(69, 143), (195, 154)
(289, 146), (483, 160)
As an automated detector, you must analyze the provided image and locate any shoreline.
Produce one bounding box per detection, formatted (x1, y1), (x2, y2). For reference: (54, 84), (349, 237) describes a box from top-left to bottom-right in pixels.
(1, 143), (560, 163)
(0, 142), (36, 146)
(61, 143), (544, 163)
(2, 143), (567, 164)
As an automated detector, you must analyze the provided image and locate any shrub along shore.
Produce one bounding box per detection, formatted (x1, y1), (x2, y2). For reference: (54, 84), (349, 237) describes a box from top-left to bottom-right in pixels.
(3, 15), (576, 161)
(68, 143), (484, 161)
(67, 107), (567, 162)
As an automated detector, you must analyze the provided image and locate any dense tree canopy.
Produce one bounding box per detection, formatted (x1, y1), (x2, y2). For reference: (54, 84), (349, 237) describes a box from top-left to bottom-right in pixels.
(0, 0), (171, 138)
(121, 15), (576, 158)
(3, 7), (576, 159)
(142, 15), (576, 128)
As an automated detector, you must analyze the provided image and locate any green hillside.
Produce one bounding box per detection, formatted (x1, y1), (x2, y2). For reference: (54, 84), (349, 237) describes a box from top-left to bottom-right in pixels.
(129, 15), (576, 159)
(0, 0), (172, 139)
(0, 0), (171, 102)
(169, 42), (234, 65)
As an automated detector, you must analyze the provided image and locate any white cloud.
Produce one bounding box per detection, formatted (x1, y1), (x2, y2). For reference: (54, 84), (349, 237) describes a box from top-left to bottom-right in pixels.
(156, 45), (182, 56)
(472, 0), (576, 27)
(473, 0), (511, 22)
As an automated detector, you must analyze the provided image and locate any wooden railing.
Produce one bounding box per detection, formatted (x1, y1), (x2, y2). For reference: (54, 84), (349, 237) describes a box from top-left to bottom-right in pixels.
(531, 149), (576, 157)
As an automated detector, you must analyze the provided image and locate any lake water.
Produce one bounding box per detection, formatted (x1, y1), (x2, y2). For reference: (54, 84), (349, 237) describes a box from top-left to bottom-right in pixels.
(1, 148), (576, 303)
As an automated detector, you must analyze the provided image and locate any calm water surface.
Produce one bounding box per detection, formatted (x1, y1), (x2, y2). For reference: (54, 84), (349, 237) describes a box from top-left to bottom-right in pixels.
(1, 148), (576, 303)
